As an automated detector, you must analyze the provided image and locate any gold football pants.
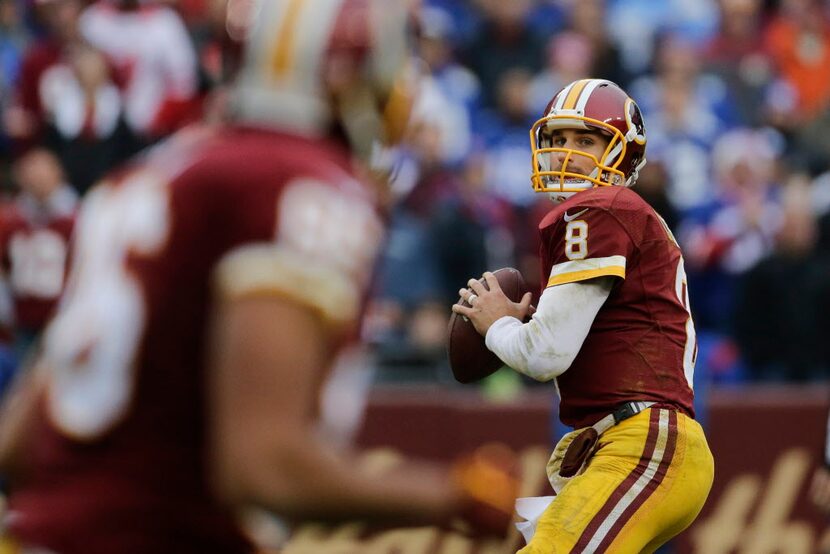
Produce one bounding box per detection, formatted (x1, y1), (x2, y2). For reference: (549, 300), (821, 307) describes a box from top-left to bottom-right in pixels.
(519, 408), (714, 553)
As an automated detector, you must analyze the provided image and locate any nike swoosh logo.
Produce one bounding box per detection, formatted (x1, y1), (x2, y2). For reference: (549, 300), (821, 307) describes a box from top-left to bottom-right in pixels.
(563, 208), (589, 222)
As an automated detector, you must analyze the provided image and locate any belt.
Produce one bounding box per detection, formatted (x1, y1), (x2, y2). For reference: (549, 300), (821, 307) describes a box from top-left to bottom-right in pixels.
(593, 401), (656, 435)
(558, 401), (655, 479)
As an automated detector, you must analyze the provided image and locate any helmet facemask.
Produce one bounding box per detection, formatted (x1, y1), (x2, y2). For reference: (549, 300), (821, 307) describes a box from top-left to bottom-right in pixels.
(530, 114), (628, 201)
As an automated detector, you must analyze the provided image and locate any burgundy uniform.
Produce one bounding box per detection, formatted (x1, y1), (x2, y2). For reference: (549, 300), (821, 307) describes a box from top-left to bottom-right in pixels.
(0, 192), (76, 333)
(6, 126), (384, 554)
(538, 186), (696, 429)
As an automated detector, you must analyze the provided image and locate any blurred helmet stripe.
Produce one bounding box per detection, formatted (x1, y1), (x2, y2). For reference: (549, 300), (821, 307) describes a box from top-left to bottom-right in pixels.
(270, 0), (308, 77)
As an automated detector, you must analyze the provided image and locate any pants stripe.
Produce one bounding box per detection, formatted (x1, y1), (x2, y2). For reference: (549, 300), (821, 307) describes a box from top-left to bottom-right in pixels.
(573, 409), (675, 552)
(592, 410), (678, 552)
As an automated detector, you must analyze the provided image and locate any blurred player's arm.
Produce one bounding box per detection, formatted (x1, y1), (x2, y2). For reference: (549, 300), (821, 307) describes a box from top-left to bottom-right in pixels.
(483, 277), (614, 381)
(207, 293), (466, 526)
(0, 361), (47, 477)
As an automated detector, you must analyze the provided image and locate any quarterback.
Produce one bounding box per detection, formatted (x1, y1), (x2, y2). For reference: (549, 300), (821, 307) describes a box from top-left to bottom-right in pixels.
(0, 1), (518, 553)
(453, 79), (714, 553)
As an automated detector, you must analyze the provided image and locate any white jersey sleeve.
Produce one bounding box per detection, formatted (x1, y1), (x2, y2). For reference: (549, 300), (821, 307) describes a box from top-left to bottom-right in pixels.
(485, 277), (614, 381)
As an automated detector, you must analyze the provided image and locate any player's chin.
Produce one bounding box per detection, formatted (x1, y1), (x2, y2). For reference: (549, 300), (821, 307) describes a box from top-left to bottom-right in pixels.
(546, 178), (593, 202)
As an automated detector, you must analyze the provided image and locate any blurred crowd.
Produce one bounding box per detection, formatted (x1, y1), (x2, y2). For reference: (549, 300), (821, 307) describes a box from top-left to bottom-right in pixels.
(0, 0), (829, 390)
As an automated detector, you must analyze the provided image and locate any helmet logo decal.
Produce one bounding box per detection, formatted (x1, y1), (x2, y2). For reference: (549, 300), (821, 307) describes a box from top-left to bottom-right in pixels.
(624, 98), (646, 145)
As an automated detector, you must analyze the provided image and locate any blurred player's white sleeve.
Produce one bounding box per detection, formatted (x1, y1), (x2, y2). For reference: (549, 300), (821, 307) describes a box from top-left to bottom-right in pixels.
(485, 277), (614, 381)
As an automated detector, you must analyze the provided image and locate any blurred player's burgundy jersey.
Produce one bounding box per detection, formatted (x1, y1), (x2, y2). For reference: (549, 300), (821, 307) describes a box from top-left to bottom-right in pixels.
(0, 192), (76, 332)
(6, 126), (384, 554)
(538, 186), (695, 429)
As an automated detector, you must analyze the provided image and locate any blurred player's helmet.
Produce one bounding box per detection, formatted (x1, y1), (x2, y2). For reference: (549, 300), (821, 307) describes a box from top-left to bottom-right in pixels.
(530, 79), (647, 201)
(232, 0), (415, 160)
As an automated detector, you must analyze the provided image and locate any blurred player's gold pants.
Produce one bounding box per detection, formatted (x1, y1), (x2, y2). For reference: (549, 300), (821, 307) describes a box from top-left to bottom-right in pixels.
(520, 408), (713, 554)
(0, 536), (20, 554)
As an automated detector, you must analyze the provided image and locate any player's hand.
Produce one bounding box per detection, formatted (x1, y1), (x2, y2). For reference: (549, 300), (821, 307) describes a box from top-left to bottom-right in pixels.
(452, 272), (533, 336)
(451, 442), (520, 537)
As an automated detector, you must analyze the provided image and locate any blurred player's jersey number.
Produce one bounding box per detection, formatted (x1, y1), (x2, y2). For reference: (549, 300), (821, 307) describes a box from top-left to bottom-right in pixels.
(278, 179), (382, 290)
(44, 171), (170, 439)
(9, 229), (68, 298)
(44, 173), (381, 440)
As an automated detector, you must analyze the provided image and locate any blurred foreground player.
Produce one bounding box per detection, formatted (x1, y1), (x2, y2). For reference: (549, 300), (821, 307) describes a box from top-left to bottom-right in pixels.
(0, 2), (518, 553)
(453, 79), (714, 553)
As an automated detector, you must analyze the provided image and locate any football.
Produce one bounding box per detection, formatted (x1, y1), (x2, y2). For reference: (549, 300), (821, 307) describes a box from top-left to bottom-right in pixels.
(447, 267), (531, 384)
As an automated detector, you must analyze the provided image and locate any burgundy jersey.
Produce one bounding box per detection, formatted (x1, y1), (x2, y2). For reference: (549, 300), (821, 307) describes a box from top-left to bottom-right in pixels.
(0, 192), (77, 332)
(538, 186), (696, 429)
(6, 126), (384, 554)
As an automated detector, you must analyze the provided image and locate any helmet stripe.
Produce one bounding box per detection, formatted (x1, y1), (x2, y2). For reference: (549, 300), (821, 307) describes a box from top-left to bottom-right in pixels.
(270, 0), (308, 77)
(553, 81), (576, 111)
(562, 79), (590, 110)
(575, 79), (605, 112)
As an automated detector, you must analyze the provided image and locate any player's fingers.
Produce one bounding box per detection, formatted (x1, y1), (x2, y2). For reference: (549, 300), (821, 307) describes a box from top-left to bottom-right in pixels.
(452, 303), (473, 316)
(458, 288), (477, 306)
(518, 292), (533, 311)
(482, 272), (502, 293)
(468, 278), (487, 295)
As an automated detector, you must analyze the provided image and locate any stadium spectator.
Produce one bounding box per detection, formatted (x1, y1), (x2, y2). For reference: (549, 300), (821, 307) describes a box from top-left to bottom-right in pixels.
(371, 146), (517, 372)
(764, 0), (830, 125)
(406, 69), (474, 167)
(417, 5), (482, 118)
(733, 177), (830, 381)
(460, 0), (546, 110)
(566, 0), (628, 87)
(605, 0), (719, 76)
(428, 151), (518, 307)
(477, 68), (538, 208)
(680, 128), (783, 331)
(0, 0), (30, 150)
(0, 147), (76, 358)
(5, 0), (84, 147)
(79, 0), (200, 140)
(528, 31), (594, 115)
(0, 2), (519, 553)
(630, 36), (735, 211)
(702, 0), (773, 126)
(38, 43), (135, 194)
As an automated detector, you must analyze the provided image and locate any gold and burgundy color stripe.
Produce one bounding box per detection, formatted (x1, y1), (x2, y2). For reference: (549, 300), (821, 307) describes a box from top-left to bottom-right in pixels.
(572, 409), (678, 553)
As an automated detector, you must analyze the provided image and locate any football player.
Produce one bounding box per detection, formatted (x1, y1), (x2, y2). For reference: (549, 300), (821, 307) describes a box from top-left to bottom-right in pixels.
(453, 79), (715, 553)
(0, 1), (518, 553)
